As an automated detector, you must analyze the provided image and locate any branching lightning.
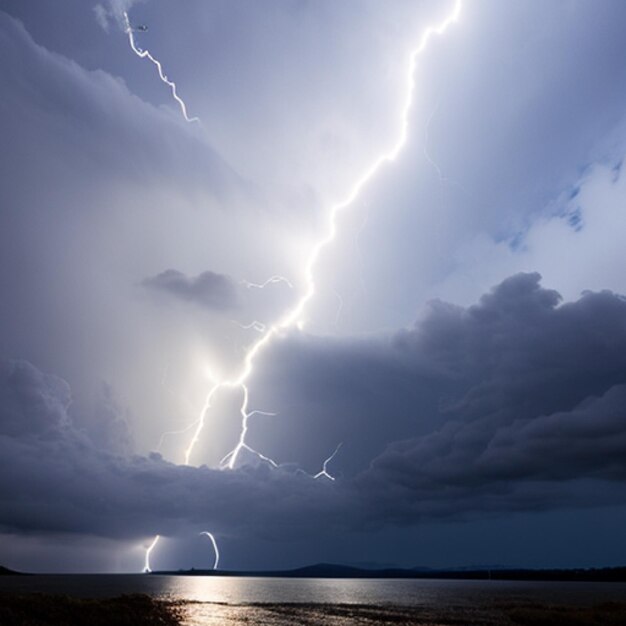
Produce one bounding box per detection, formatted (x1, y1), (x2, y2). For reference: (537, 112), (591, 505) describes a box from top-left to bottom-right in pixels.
(200, 532), (220, 570)
(423, 103), (447, 184)
(231, 277), (293, 335)
(156, 419), (199, 453)
(123, 12), (198, 123)
(332, 289), (345, 327)
(242, 276), (294, 290)
(138, 0), (462, 571)
(232, 320), (267, 333)
(313, 443), (343, 481)
(143, 534), (160, 573)
(183, 0), (463, 470)
(423, 101), (466, 192)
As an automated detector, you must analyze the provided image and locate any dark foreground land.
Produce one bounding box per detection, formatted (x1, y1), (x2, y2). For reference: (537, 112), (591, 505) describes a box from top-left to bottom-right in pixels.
(2, 593), (626, 626)
(0, 593), (182, 626)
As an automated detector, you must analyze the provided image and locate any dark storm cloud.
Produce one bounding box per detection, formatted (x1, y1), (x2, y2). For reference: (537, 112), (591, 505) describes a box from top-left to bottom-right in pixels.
(0, 360), (71, 438)
(2, 275), (626, 543)
(395, 272), (626, 421)
(0, 360), (347, 539)
(357, 273), (626, 520)
(252, 273), (626, 519)
(142, 269), (241, 311)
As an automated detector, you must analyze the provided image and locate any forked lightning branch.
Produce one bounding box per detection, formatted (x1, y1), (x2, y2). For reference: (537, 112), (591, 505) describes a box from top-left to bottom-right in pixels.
(123, 0), (463, 570)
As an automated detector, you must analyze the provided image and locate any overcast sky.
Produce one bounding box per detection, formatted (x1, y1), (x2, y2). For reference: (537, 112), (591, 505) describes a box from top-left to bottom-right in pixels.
(1, 0), (626, 573)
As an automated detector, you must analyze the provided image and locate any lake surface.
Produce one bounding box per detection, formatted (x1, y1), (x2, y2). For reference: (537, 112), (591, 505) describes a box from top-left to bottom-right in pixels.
(1, 574), (626, 604)
(2, 575), (626, 625)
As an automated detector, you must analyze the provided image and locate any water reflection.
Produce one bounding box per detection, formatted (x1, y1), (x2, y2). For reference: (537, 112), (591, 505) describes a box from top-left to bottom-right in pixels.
(161, 575), (411, 604)
(158, 575), (626, 607)
(1, 575), (626, 625)
(1, 575), (625, 606)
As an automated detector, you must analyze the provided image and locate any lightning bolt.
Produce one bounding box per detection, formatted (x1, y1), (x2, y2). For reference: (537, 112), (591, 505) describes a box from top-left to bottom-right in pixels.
(423, 101), (466, 192)
(123, 12), (198, 123)
(141, 532), (219, 572)
(142, 534), (160, 573)
(141, 0), (462, 571)
(156, 418), (199, 453)
(313, 443), (343, 481)
(242, 275), (294, 290)
(200, 531), (220, 570)
(423, 102), (446, 184)
(332, 289), (345, 327)
(216, 385), (278, 470)
(183, 0), (463, 470)
(232, 320), (267, 333)
(231, 276), (294, 338)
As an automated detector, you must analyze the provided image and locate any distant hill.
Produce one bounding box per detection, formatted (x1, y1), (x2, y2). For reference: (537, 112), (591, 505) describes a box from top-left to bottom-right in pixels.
(0, 565), (26, 576)
(153, 563), (626, 582)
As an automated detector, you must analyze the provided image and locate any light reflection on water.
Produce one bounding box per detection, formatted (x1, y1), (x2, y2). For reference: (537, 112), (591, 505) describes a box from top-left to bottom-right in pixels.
(158, 575), (626, 606)
(162, 575), (433, 604)
(2, 576), (626, 625)
(157, 577), (626, 626)
(1, 574), (625, 606)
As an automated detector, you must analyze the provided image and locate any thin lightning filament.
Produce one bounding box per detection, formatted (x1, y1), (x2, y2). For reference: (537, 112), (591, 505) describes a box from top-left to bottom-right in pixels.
(183, 0), (463, 469)
(123, 12), (198, 123)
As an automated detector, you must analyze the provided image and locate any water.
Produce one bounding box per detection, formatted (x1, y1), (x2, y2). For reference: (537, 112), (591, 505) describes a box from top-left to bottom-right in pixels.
(2, 575), (625, 625)
(1, 574), (625, 605)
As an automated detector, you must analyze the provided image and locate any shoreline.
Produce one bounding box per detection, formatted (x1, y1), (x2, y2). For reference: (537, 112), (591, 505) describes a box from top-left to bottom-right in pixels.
(1, 591), (626, 625)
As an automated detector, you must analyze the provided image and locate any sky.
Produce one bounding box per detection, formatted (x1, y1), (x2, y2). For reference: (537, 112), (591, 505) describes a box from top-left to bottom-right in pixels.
(1, 0), (626, 573)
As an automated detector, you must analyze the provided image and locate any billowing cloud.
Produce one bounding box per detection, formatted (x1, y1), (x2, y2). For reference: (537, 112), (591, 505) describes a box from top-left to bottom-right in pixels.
(0, 360), (71, 439)
(3, 0), (626, 571)
(2, 275), (626, 550)
(142, 269), (241, 311)
(365, 273), (626, 518)
(0, 359), (347, 541)
(249, 273), (626, 518)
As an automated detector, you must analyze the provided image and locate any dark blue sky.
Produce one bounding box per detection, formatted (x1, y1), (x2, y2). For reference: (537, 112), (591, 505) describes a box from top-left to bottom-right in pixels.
(1, 0), (626, 573)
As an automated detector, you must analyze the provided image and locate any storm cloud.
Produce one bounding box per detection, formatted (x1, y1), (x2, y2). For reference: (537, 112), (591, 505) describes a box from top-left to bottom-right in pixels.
(2, 275), (626, 548)
(142, 268), (241, 310)
(251, 275), (626, 507)
(2, 0), (626, 572)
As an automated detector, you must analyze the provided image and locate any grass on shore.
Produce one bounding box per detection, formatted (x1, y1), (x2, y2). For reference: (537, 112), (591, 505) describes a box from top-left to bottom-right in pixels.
(0, 592), (182, 626)
(508, 602), (626, 626)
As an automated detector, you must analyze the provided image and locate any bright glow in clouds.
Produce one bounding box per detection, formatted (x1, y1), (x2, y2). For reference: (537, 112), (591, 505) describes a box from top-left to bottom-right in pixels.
(123, 12), (198, 123)
(183, 0), (463, 470)
(142, 534), (160, 573)
(200, 531), (220, 570)
(127, 0), (463, 570)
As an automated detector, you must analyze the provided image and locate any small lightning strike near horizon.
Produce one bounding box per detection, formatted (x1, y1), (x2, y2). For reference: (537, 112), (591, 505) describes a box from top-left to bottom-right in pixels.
(143, 535), (160, 573)
(200, 531), (220, 570)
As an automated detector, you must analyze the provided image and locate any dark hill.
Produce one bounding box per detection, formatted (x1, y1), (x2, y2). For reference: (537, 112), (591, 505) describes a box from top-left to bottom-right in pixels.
(154, 563), (626, 582)
(0, 565), (26, 576)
